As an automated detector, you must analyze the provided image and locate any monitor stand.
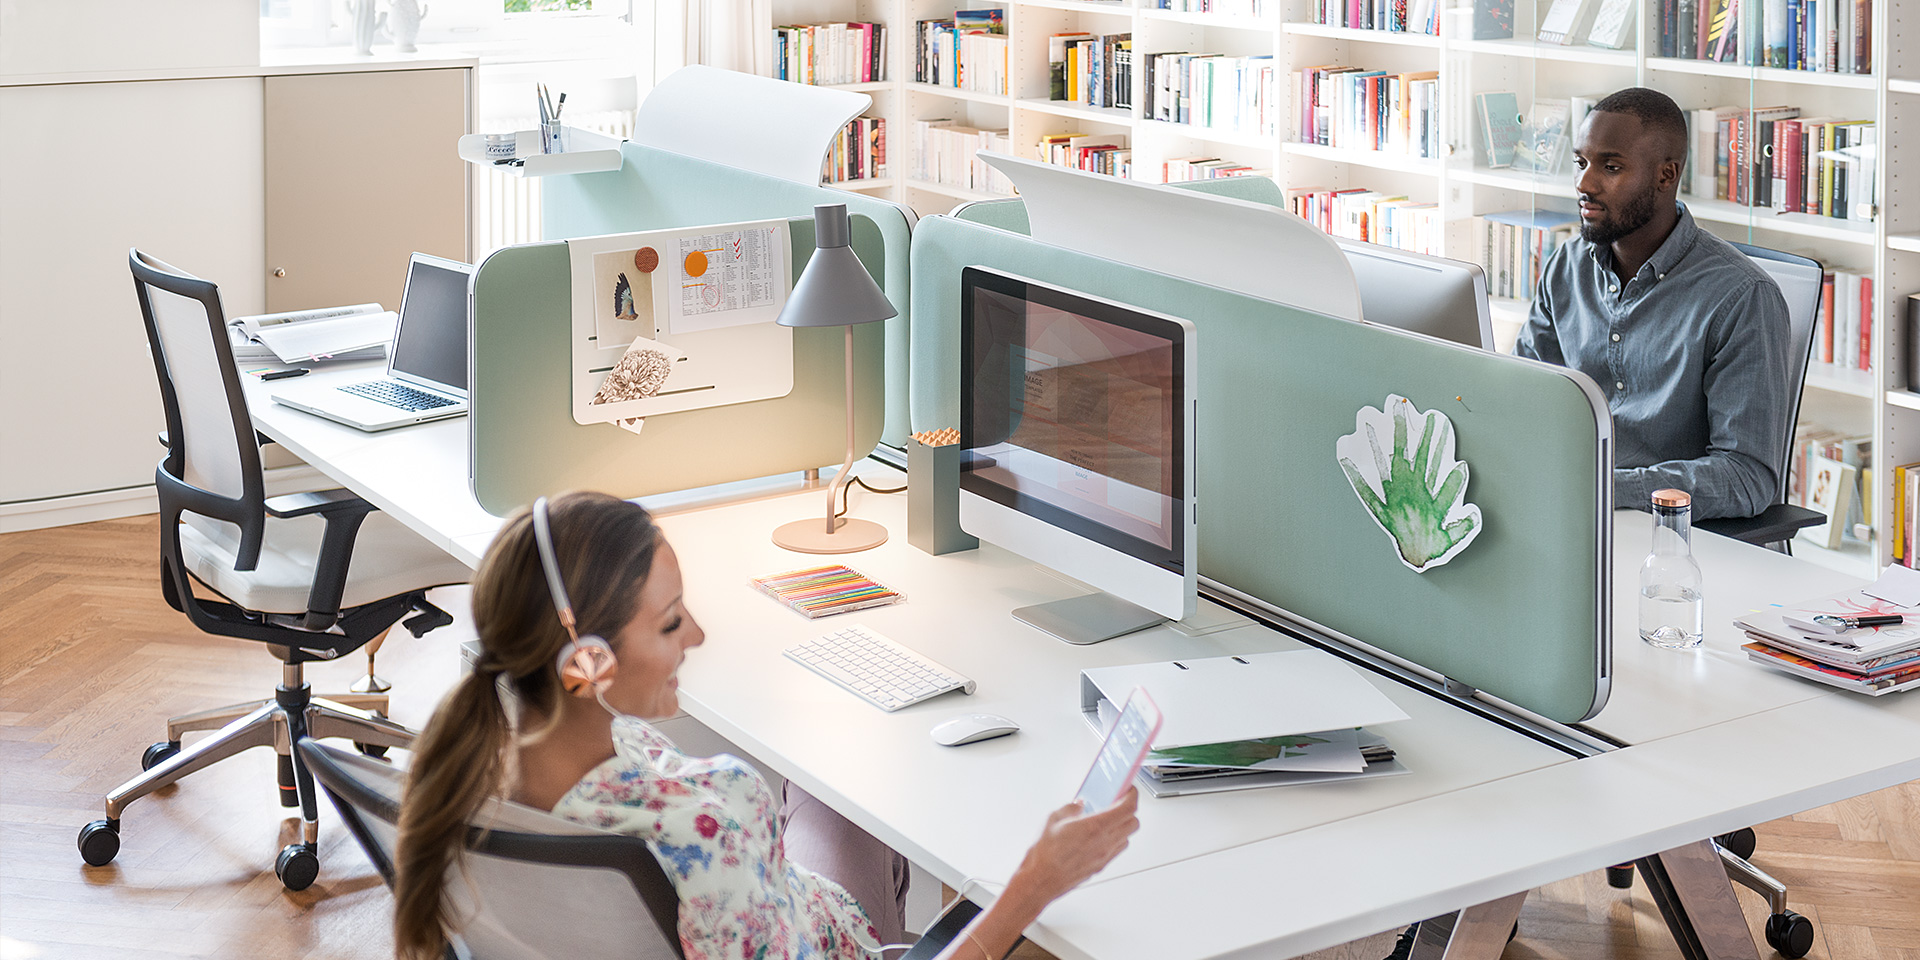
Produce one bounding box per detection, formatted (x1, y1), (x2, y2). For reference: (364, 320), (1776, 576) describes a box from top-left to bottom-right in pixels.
(1014, 593), (1166, 646)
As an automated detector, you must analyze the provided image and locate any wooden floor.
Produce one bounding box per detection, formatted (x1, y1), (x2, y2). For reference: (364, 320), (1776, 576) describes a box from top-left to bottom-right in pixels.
(4, 515), (1920, 960)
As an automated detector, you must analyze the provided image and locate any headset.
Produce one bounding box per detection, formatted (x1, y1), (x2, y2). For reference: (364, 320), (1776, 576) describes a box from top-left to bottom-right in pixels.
(531, 496), (619, 698)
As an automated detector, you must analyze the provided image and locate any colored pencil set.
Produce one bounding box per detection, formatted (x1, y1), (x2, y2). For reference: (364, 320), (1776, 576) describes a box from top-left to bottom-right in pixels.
(752, 565), (904, 619)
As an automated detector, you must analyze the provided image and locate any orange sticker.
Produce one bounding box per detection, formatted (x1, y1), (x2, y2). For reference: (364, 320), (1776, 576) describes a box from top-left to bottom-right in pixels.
(684, 250), (709, 278)
(635, 247), (660, 272)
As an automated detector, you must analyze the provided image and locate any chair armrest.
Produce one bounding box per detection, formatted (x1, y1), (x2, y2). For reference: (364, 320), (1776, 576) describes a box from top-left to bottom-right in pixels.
(1696, 504), (1827, 546)
(266, 488), (373, 518)
(899, 899), (986, 960)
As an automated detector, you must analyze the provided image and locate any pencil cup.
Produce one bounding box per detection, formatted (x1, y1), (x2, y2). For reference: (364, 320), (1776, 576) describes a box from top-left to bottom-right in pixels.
(540, 119), (565, 154)
(907, 437), (978, 556)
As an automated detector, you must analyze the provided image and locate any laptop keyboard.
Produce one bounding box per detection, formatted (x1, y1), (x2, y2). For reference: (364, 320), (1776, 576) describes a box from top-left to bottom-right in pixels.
(339, 380), (459, 412)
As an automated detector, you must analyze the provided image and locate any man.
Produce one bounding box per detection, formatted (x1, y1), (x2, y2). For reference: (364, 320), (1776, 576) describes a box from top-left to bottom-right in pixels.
(1514, 87), (1791, 520)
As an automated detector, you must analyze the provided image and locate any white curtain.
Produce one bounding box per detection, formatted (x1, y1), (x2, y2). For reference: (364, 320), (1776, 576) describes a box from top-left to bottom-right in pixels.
(651, 0), (772, 81)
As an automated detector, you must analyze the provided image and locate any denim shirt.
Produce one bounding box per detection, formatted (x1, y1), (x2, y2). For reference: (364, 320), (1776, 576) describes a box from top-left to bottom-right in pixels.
(1514, 204), (1791, 520)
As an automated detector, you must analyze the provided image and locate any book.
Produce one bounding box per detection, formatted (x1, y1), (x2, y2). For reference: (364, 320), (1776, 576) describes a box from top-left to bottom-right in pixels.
(1538, 0), (1600, 43)
(1477, 91), (1522, 168)
(1586, 0), (1637, 46)
(1511, 98), (1572, 175)
(1803, 453), (1856, 549)
(1473, 0), (1515, 38)
(752, 564), (904, 619)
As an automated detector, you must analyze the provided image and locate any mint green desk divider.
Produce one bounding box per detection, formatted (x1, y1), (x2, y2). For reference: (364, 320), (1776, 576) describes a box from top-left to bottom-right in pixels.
(471, 159), (902, 512)
(537, 142), (913, 447)
(910, 214), (1612, 723)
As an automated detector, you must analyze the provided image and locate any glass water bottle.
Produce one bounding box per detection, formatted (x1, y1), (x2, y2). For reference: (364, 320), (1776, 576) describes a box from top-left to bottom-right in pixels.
(1639, 488), (1705, 649)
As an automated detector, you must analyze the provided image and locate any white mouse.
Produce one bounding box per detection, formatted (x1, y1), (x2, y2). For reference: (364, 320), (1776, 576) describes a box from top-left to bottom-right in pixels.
(931, 714), (1020, 747)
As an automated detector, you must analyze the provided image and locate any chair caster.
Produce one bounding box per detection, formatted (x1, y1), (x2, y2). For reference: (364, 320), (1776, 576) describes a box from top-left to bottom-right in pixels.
(355, 741), (390, 759)
(141, 740), (181, 771)
(1716, 827), (1758, 860)
(1765, 910), (1813, 958)
(78, 819), (121, 867)
(1606, 864), (1635, 888)
(276, 842), (320, 891)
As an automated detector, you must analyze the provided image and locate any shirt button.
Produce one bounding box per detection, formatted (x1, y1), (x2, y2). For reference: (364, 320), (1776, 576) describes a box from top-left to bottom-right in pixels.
(1611, 333), (1621, 342)
(1616, 381), (1625, 390)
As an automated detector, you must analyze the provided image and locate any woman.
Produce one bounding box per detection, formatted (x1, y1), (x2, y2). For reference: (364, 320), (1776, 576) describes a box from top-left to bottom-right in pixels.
(394, 491), (1140, 960)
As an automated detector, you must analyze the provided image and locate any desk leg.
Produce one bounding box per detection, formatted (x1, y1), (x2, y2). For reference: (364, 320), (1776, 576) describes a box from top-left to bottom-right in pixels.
(1638, 840), (1761, 960)
(1408, 892), (1526, 960)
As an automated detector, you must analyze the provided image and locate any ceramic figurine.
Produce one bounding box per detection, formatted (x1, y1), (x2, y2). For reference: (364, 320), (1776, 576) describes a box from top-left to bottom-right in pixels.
(390, 0), (428, 53)
(347, 0), (385, 55)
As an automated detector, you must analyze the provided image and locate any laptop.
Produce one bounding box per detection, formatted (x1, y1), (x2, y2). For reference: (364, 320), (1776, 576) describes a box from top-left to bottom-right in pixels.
(273, 253), (473, 432)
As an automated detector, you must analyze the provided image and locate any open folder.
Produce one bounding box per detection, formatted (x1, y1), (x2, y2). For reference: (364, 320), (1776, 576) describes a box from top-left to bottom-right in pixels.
(1080, 651), (1412, 797)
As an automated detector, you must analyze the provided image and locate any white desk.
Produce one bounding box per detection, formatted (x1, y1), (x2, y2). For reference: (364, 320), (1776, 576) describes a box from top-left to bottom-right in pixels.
(245, 365), (1919, 960)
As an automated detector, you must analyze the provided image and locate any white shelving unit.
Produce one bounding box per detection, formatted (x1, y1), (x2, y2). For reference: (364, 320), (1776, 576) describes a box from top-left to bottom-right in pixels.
(770, 0), (1902, 578)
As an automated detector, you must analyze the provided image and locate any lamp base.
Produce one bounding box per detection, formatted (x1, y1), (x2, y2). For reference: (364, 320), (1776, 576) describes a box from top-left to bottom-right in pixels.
(772, 517), (889, 554)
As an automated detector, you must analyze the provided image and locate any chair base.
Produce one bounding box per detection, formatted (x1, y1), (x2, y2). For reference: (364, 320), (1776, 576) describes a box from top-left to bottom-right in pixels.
(79, 661), (414, 889)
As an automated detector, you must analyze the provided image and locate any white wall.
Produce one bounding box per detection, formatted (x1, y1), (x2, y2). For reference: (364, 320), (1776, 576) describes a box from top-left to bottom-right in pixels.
(0, 0), (258, 75)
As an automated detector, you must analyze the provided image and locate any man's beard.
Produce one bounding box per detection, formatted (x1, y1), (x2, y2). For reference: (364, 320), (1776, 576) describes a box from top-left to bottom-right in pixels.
(1580, 187), (1659, 245)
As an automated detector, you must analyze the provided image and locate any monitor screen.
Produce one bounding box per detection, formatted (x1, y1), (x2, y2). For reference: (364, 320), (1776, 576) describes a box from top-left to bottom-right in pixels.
(960, 269), (1187, 570)
(389, 255), (472, 393)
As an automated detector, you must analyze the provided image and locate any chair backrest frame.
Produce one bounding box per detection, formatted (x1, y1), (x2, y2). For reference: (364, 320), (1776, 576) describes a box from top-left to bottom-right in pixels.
(297, 738), (688, 960)
(1728, 241), (1823, 504)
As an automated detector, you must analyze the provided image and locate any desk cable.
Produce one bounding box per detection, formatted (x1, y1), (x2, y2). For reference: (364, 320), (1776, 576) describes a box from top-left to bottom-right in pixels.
(835, 474), (908, 519)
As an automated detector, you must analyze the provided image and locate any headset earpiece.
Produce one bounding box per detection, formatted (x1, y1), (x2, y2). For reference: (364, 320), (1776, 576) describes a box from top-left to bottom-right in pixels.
(532, 497), (619, 699)
(557, 635), (617, 697)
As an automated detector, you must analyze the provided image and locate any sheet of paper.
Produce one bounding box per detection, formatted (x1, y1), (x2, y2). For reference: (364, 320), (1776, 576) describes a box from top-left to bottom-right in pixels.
(1145, 728), (1366, 774)
(668, 225), (786, 335)
(1866, 565), (1920, 607)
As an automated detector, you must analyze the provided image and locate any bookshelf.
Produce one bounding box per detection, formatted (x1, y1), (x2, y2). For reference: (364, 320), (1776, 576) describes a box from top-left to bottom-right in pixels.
(767, 0), (1901, 578)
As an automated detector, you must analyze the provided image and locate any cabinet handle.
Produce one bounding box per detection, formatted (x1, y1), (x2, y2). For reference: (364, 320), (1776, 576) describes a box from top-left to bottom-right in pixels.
(273, 268), (287, 278)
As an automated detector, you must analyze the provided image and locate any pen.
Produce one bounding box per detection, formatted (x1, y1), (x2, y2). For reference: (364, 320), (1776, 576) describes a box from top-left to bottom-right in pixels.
(259, 367), (310, 381)
(554, 92), (566, 120)
(1817, 614), (1906, 630)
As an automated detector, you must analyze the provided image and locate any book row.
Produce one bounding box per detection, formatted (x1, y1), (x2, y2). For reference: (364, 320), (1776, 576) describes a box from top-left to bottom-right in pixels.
(773, 22), (887, 86)
(1684, 108), (1875, 221)
(1794, 426), (1869, 547)
(1142, 53), (1277, 135)
(910, 119), (1016, 195)
(1284, 186), (1441, 256)
(1164, 155), (1267, 181)
(1038, 132), (1133, 179)
(1299, 66), (1441, 158)
(1311, 0), (1441, 35)
(1048, 32), (1133, 109)
(1469, 209), (1576, 303)
(821, 116), (887, 185)
(1157, 0), (1277, 14)
(1657, 0), (1871, 72)
(915, 10), (1008, 94)
(1810, 268), (1875, 374)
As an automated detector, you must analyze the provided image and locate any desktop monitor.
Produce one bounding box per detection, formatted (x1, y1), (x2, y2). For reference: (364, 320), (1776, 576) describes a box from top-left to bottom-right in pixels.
(957, 267), (1198, 645)
(1335, 240), (1494, 350)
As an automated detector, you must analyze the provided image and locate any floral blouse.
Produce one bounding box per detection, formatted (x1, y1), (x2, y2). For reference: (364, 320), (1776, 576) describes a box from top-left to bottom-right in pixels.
(553, 716), (882, 960)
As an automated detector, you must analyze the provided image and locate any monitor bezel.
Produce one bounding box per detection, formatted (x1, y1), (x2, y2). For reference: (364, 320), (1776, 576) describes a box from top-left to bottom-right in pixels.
(388, 251), (475, 397)
(958, 266), (1190, 573)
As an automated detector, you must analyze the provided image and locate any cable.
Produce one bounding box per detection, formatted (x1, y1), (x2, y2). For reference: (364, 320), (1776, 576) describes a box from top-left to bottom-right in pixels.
(834, 473), (909, 519)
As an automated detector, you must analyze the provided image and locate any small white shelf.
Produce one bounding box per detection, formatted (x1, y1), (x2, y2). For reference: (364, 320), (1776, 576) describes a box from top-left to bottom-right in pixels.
(1144, 8), (1281, 30)
(1683, 198), (1877, 245)
(1887, 234), (1920, 254)
(1891, 79), (1920, 96)
(825, 81), (895, 93)
(458, 127), (623, 177)
(1137, 118), (1275, 149)
(1457, 165), (1578, 197)
(1886, 390), (1920, 412)
(1016, 97), (1135, 123)
(1645, 57), (1877, 89)
(1282, 23), (1440, 45)
(1282, 141), (1442, 175)
(1014, 0), (1133, 13)
(1448, 37), (1635, 65)
(907, 83), (1010, 104)
(1804, 364), (1876, 398)
(827, 176), (900, 192)
(904, 178), (1015, 202)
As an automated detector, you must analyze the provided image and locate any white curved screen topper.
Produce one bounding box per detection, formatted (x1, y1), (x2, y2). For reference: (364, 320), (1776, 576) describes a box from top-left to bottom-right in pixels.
(634, 65), (872, 184)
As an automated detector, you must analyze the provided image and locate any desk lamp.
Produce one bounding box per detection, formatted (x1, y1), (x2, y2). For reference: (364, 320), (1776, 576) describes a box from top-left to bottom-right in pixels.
(771, 203), (898, 554)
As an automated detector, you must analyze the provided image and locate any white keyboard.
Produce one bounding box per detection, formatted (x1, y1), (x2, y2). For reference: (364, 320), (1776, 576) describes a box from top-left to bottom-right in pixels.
(785, 623), (976, 712)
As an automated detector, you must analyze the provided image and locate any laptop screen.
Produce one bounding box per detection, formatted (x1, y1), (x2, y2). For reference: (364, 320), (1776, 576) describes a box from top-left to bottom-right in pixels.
(389, 255), (472, 394)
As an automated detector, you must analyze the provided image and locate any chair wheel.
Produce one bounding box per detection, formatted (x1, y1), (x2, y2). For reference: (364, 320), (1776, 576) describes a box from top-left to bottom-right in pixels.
(141, 740), (181, 771)
(1717, 827), (1758, 860)
(77, 819), (120, 866)
(354, 741), (390, 759)
(1765, 910), (1814, 958)
(276, 843), (320, 891)
(1606, 864), (1635, 888)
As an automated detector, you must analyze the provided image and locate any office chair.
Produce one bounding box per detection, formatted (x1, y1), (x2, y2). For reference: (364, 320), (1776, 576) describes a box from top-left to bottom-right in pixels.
(76, 250), (472, 890)
(1694, 243), (1827, 551)
(298, 738), (982, 960)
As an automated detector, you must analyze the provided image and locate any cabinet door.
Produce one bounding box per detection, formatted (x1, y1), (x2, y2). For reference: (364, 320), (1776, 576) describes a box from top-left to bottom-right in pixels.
(0, 78), (265, 504)
(264, 69), (471, 313)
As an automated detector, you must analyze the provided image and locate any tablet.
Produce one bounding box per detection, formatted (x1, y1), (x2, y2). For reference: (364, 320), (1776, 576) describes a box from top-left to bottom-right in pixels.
(1075, 688), (1162, 812)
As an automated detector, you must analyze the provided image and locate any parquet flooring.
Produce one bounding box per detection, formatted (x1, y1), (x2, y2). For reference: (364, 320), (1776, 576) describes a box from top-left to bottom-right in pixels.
(4, 515), (1920, 960)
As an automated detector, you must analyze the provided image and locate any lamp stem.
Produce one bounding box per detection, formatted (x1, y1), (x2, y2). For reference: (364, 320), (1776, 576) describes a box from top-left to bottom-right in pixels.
(825, 324), (857, 534)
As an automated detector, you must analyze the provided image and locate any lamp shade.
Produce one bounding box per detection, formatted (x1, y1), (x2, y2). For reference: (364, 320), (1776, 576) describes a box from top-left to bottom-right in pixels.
(778, 203), (898, 328)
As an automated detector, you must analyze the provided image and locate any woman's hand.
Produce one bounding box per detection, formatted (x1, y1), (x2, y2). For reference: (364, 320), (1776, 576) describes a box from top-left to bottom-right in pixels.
(1005, 787), (1141, 907)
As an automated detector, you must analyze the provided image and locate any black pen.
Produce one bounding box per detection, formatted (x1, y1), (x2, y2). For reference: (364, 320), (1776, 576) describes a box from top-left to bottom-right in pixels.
(260, 367), (310, 381)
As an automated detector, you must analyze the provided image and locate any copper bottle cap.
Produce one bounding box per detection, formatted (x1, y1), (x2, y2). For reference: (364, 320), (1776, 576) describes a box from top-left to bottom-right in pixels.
(1651, 488), (1692, 508)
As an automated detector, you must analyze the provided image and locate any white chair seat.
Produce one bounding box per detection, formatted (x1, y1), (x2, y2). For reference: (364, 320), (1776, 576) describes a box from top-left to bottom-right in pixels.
(180, 510), (471, 614)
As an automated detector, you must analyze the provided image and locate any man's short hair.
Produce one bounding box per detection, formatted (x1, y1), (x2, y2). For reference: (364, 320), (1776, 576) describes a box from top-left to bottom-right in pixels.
(1592, 87), (1689, 166)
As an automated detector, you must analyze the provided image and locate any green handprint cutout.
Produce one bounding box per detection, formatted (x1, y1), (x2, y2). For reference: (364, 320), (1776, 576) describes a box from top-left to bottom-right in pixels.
(1335, 395), (1483, 573)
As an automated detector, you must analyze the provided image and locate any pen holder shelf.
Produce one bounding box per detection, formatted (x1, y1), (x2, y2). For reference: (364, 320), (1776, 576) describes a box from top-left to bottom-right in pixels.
(456, 127), (625, 178)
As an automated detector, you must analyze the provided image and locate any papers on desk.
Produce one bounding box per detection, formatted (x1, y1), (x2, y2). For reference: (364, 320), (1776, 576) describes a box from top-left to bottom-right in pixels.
(1080, 651), (1411, 796)
(227, 303), (393, 365)
(1737, 567), (1920, 695)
